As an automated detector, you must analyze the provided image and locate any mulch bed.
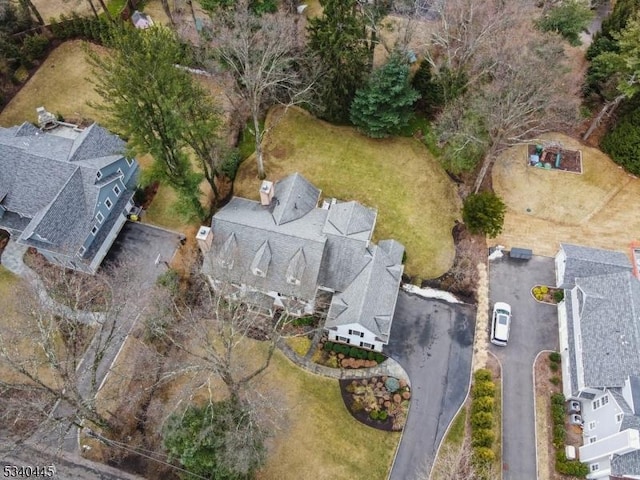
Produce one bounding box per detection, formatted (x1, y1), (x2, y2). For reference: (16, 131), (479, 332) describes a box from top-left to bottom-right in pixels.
(528, 145), (583, 174)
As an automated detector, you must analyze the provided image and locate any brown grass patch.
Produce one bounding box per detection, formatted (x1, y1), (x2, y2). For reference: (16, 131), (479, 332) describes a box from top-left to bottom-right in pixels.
(0, 41), (106, 127)
(493, 133), (640, 255)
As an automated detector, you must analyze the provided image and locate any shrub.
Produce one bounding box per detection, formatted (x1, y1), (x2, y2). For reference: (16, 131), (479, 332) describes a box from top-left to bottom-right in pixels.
(536, 0), (594, 46)
(367, 351), (375, 361)
(378, 410), (388, 421)
(471, 428), (495, 448)
(385, 377), (400, 393)
(156, 269), (180, 295)
(551, 403), (565, 425)
(292, 316), (314, 327)
(369, 410), (379, 420)
(374, 353), (385, 364)
(550, 362), (559, 372)
(540, 285), (549, 294)
(332, 343), (342, 353)
(601, 107), (640, 175)
(555, 450), (590, 476)
(474, 369), (493, 382)
(349, 347), (360, 358)
(550, 376), (561, 386)
(220, 148), (241, 181)
(553, 289), (565, 303)
(472, 381), (496, 399)
(470, 412), (494, 430)
(472, 446), (495, 465)
(357, 348), (368, 359)
(22, 35), (49, 63)
(471, 396), (495, 414)
(462, 191), (506, 238)
(339, 344), (350, 355)
(323, 341), (334, 352)
(549, 352), (561, 363)
(326, 356), (338, 368)
(551, 393), (566, 406)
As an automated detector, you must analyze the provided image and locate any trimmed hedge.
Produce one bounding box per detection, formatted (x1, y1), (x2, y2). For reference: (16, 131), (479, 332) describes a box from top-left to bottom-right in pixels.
(469, 370), (499, 477)
(550, 393), (589, 477)
(470, 411), (494, 430)
(471, 396), (495, 415)
(471, 428), (495, 448)
(472, 381), (496, 399)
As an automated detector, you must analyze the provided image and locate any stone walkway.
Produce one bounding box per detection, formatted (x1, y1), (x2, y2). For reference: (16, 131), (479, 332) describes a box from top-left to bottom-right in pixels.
(278, 339), (411, 385)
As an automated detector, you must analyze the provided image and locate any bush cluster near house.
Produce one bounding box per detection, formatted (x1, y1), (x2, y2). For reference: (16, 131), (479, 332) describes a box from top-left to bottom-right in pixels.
(343, 376), (411, 431)
(550, 392), (589, 476)
(318, 341), (385, 368)
(470, 369), (499, 477)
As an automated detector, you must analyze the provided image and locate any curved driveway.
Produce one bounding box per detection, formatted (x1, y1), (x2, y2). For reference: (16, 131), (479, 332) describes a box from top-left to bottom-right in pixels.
(385, 290), (476, 480)
(489, 255), (559, 480)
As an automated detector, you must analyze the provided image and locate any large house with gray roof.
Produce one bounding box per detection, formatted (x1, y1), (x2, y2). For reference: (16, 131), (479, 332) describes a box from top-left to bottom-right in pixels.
(0, 111), (138, 274)
(199, 173), (404, 352)
(556, 243), (640, 478)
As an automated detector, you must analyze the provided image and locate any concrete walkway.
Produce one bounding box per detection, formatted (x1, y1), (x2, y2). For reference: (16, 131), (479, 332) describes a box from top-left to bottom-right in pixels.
(278, 339), (411, 384)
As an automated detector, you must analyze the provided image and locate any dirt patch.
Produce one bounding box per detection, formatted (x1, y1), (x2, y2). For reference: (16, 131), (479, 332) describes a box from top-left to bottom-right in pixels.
(528, 145), (583, 174)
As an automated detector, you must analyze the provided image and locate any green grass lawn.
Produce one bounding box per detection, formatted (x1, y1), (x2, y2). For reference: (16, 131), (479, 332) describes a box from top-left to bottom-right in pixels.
(235, 107), (460, 279)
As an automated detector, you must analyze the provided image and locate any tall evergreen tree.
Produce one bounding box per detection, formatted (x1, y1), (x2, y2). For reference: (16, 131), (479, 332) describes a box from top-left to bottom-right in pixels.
(307, 0), (371, 123)
(350, 53), (420, 138)
(411, 60), (444, 119)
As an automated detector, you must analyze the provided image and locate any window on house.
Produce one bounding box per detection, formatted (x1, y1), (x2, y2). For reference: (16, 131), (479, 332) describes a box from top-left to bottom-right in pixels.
(592, 399), (601, 410)
(126, 157), (133, 166)
(589, 421), (596, 430)
(360, 341), (374, 349)
(113, 185), (121, 196)
(617, 413), (624, 423)
(589, 436), (597, 444)
(602, 395), (609, 406)
(96, 212), (104, 224)
(105, 198), (113, 209)
(348, 329), (364, 338)
(78, 246), (86, 256)
(590, 464), (599, 472)
(336, 336), (350, 344)
(96, 170), (102, 180)
(91, 225), (98, 236)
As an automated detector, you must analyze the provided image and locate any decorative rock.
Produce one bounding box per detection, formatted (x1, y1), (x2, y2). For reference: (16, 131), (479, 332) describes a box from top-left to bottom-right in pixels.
(394, 394), (402, 404)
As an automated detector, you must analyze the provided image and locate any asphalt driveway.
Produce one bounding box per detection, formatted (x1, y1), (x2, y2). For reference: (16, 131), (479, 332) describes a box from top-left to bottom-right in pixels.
(385, 290), (476, 480)
(489, 255), (559, 480)
(103, 221), (184, 288)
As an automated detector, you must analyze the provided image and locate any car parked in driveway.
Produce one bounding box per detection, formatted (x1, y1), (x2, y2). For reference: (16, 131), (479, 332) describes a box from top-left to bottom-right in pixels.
(491, 302), (512, 346)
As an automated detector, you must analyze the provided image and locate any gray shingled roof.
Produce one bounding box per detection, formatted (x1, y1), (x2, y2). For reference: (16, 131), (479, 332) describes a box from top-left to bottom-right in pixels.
(322, 201), (376, 241)
(0, 122), (133, 265)
(325, 243), (404, 342)
(564, 291), (580, 396)
(631, 376), (640, 415)
(272, 173), (320, 226)
(611, 390), (640, 431)
(318, 234), (371, 292)
(611, 450), (640, 477)
(202, 196), (328, 301)
(559, 243), (631, 289)
(576, 272), (640, 388)
(379, 239), (405, 265)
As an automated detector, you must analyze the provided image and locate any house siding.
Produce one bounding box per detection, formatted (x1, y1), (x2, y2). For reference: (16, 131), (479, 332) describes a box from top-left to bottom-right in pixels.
(328, 323), (384, 352)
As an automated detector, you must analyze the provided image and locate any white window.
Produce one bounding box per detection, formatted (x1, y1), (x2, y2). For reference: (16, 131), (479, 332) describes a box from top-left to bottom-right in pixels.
(589, 421), (596, 430)
(91, 225), (98, 236)
(592, 399), (601, 410)
(126, 157), (133, 166)
(617, 413), (624, 422)
(96, 212), (104, 224)
(589, 436), (597, 444)
(113, 185), (121, 196)
(78, 246), (86, 256)
(96, 170), (102, 180)
(360, 341), (374, 349)
(590, 463), (599, 472)
(348, 329), (364, 338)
(602, 395), (609, 406)
(336, 336), (350, 344)
(105, 198), (113, 209)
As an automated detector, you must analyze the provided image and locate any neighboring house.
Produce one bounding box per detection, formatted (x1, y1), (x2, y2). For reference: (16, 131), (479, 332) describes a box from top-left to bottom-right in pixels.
(199, 173), (405, 352)
(0, 108), (139, 274)
(556, 243), (640, 479)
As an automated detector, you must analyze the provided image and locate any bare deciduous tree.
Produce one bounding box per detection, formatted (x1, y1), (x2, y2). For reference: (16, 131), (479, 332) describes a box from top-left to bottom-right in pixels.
(0, 260), (144, 446)
(209, 0), (317, 179)
(426, 439), (498, 480)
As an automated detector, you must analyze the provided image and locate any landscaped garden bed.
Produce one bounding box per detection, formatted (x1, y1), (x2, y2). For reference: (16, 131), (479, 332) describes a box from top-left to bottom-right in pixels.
(313, 339), (386, 369)
(528, 144), (583, 174)
(339, 376), (410, 431)
(531, 285), (564, 304)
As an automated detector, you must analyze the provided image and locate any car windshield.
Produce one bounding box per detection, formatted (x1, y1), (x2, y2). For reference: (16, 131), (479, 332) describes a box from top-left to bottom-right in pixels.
(497, 314), (509, 325)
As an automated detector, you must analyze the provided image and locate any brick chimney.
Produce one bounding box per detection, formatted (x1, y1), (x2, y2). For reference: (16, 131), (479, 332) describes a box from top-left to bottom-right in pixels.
(259, 180), (274, 206)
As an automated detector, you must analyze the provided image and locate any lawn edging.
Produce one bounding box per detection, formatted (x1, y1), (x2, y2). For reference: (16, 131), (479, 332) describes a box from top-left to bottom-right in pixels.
(533, 349), (555, 480)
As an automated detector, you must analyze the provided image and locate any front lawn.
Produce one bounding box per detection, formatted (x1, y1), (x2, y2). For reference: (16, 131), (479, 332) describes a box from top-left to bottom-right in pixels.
(235, 107), (460, 279)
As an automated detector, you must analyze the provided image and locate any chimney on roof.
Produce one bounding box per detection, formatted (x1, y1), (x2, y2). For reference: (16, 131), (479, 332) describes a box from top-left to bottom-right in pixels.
(36, 106), (57, 130)
(196, 225), (213, 254)
(259, 180), (274, 206)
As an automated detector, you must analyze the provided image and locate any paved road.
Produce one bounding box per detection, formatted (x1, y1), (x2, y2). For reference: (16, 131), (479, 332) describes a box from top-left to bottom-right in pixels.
(385, 291), (476, 480)
(489, 255), (559, 480)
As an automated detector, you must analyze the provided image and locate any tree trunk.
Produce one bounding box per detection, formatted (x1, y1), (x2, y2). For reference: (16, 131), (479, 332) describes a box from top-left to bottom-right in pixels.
(20, 0), (44, 25)
(86, 0), (99, 19)
(253, 110), (266, 180)
(96, 0), (112, 20)
(162, 0), (174, 25)
(582, 94), (626, 141)
(473, 154), (492, 194)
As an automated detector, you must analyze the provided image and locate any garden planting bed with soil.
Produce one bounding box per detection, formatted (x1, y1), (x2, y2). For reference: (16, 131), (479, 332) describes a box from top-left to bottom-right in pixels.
(339, 376), (410, 431)
(528, 145), (583, 174)
(531, 285), (564, 304)
(313, 339), (387, 369)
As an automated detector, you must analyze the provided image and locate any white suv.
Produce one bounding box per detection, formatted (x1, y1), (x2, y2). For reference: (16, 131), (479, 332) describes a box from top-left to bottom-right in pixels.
(491, 302), (512, 347)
